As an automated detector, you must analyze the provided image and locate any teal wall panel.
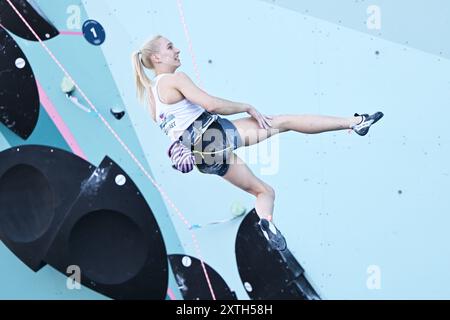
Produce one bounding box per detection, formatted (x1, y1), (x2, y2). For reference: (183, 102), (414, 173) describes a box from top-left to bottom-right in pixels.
(1, 0), (449, 299)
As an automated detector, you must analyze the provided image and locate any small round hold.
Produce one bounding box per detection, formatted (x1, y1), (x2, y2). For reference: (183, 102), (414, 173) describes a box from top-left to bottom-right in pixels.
(244, 282), (253, 292)
(110, 107), (125, 120)
(115, 174), (126, 186)
(45, 33), (50, 39)
(15, 58), (26, 69)
(181, 256), (192, 267)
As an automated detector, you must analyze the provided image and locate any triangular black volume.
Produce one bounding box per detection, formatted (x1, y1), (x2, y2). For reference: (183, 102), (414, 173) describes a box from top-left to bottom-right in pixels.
(0, 145), (96, 271)
(45, 156), (168, 300)
(168, 254), (237, 300)
(0, 27), (40, 139)
(235, 209), (320, 300)
(0, 0), (59, 41)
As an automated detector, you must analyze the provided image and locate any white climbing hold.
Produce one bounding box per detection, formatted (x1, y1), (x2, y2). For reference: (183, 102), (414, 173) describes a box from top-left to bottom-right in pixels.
(15, 58), (26, 69)
(182, 256), (192, 267)
(61, 76), (75, 94)
(115, 174), (126, 186)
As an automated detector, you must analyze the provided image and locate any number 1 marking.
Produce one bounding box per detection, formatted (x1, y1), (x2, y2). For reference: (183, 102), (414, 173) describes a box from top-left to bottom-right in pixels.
(90, 27), (97, 38)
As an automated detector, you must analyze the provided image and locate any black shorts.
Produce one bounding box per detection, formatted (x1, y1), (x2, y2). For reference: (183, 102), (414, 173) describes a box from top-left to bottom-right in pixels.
(180, 112), (242, 176)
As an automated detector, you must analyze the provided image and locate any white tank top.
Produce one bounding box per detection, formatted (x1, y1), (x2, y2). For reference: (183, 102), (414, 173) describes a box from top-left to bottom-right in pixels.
(151, 73), (205, 141)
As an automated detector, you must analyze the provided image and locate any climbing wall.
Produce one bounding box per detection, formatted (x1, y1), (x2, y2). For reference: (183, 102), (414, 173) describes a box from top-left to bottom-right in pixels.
(1, 0), (449, 299)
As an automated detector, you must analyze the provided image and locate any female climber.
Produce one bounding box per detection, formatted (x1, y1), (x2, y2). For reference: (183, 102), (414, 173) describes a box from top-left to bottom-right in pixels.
(131, 35), (384, 251)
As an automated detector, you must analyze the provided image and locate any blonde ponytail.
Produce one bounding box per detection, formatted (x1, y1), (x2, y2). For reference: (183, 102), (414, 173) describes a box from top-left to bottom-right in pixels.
(131, 35), (163, 122)
(132, 51), (152, 100)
